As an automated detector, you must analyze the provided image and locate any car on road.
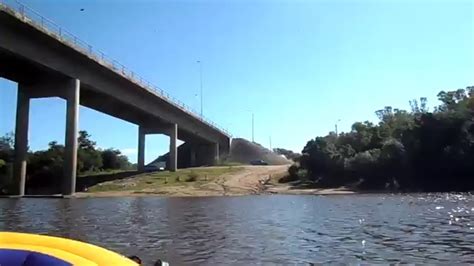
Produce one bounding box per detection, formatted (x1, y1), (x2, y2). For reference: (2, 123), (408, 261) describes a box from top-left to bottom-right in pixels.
(143, 164), (165, 172)
(250, 159), (268, 165)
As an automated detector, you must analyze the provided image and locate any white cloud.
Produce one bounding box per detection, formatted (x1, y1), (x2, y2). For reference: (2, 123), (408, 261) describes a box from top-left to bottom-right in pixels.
(120, 148), (137, 156)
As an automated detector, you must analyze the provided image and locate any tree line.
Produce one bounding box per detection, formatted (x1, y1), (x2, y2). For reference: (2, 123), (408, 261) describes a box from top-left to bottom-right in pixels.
(0, 131), (133, 193)
(292, 86), (474, 192)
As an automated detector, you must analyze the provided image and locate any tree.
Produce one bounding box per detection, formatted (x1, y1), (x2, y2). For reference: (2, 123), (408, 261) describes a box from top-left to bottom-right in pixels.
(78, 130), (97, 151)
(78, 149), (102, 172)
(101, 149), (130, 170)
(76, 131), (102, 172)
(296, 85), (474, 192)
(0, 132), (14, 164)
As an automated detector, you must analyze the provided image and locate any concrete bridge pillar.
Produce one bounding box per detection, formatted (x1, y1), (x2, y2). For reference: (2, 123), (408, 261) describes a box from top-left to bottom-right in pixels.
(213, 143), (220, 164)
(13, 84), (30, 196)
(62, 79), (80, 196)
(169, 123), (178, 172)
(137, 126), (145, 172)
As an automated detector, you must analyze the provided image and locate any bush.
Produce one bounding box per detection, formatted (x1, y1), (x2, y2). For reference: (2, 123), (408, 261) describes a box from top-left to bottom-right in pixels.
(188, 171), (199, 179)
(279, 165), (301, 183)
(278, 175), (298, 183)
(288, 164), (299, 178)
(183, 174), (197, 182)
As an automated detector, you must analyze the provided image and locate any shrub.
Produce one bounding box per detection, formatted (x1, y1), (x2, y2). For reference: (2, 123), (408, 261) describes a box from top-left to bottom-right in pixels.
(288, 164), (299, 178)
(183, 176), (197, 182)
(278, 175), (297, 183)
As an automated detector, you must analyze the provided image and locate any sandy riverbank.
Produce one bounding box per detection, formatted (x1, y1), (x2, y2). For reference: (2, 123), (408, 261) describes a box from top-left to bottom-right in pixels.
(76, 165), (354, 197)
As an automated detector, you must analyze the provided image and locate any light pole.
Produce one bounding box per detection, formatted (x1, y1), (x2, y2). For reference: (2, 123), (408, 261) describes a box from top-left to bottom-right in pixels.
(335, 119), (341, 136)
(197, 60), (203, 117)
(243, 109), (255, 142)
(252, 112), (254, 143)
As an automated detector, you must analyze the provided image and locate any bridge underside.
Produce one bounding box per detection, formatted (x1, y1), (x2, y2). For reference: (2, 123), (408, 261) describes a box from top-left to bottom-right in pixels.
(0, 9), (230, 196)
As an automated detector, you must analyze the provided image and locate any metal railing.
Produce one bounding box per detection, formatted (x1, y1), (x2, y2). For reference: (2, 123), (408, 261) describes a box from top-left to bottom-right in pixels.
(0, 0), (231, 137)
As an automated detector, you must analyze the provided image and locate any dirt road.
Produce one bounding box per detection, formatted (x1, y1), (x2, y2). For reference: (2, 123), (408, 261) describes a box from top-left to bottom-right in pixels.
(206, 165), (289, 195)
(79, 165), (289, 197)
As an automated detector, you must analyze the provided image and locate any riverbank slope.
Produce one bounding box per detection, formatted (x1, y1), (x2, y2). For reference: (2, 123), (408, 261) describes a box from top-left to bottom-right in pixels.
(77, 165), (354, 197)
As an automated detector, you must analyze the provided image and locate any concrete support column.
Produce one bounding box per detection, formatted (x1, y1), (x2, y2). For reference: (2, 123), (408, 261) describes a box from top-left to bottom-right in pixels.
(62, 79), (80, 195)
(13, 85), (30, 196)
(169, 123), (178, 172)
(138, 126), (146, 172)
(213, 143), (220, 164)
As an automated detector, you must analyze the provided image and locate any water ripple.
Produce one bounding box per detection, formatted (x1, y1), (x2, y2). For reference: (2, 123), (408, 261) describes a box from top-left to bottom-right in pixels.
(0, 193), (473, 264)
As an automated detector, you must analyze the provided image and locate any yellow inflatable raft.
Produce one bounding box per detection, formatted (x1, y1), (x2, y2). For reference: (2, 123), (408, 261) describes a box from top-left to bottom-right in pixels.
(0, 232), (137, 266)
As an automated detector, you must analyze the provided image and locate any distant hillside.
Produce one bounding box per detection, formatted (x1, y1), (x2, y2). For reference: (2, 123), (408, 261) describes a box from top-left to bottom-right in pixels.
(148, 138), (291, 167)
(228, 138), (291, 165)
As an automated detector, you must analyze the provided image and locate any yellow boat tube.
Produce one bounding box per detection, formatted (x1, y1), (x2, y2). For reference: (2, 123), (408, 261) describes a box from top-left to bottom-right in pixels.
(0, 232), (138, 266)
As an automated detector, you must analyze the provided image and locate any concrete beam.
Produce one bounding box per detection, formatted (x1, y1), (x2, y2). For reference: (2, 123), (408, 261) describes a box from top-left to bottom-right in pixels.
(169, 123), (177, 172)
(13, 84), (29, 196)
(22, 79), (69, 99)
(138, 126), (145, 171)
(62, 79), (79, 195)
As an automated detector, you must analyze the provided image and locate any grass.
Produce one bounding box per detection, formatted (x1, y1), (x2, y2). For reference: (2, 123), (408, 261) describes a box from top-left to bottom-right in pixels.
(88, 166), (243, 192)
(78, 169), (134, 178)
(215, 161), (243, 167)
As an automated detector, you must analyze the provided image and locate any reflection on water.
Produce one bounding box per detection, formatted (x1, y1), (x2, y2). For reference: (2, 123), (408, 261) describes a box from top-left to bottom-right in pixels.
(0, 194), (473, 264)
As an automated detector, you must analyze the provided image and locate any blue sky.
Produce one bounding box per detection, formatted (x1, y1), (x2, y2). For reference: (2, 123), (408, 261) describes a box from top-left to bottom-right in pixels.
(1, 0), (473, 163)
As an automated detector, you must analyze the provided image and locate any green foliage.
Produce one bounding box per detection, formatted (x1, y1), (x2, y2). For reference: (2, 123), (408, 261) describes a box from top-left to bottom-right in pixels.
(0, 159), (5, 169)
(27, 141), (65, 188)
(288, 164), (299, 178)
(2, 131), (133, 191)
(299, 86), (474, 192)
(78, 148), (103, 172)
(78, 130), (97, 151)
(0, 132), (14, 164)
(101, 148), (131, 170)
(280, 164), (300, 183)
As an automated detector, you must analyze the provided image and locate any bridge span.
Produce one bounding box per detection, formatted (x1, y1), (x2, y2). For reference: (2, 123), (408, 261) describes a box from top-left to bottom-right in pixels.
(0, 2), (231, 196)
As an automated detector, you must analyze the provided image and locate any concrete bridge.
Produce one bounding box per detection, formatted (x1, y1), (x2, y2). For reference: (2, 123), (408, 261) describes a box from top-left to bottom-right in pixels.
(0, 2), (231, 196)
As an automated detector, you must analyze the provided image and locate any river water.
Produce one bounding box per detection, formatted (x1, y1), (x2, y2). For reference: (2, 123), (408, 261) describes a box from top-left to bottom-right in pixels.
(0, 194), (473, 265)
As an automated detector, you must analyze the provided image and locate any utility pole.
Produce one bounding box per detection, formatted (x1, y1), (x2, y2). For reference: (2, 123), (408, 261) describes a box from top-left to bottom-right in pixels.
(197, 60), (203, 117)
(252, 113), (254, 143)
(269, 136), (272, 150)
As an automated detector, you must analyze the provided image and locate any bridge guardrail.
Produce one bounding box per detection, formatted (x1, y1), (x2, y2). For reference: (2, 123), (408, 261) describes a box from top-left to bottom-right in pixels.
(0, 0), (231, 137)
